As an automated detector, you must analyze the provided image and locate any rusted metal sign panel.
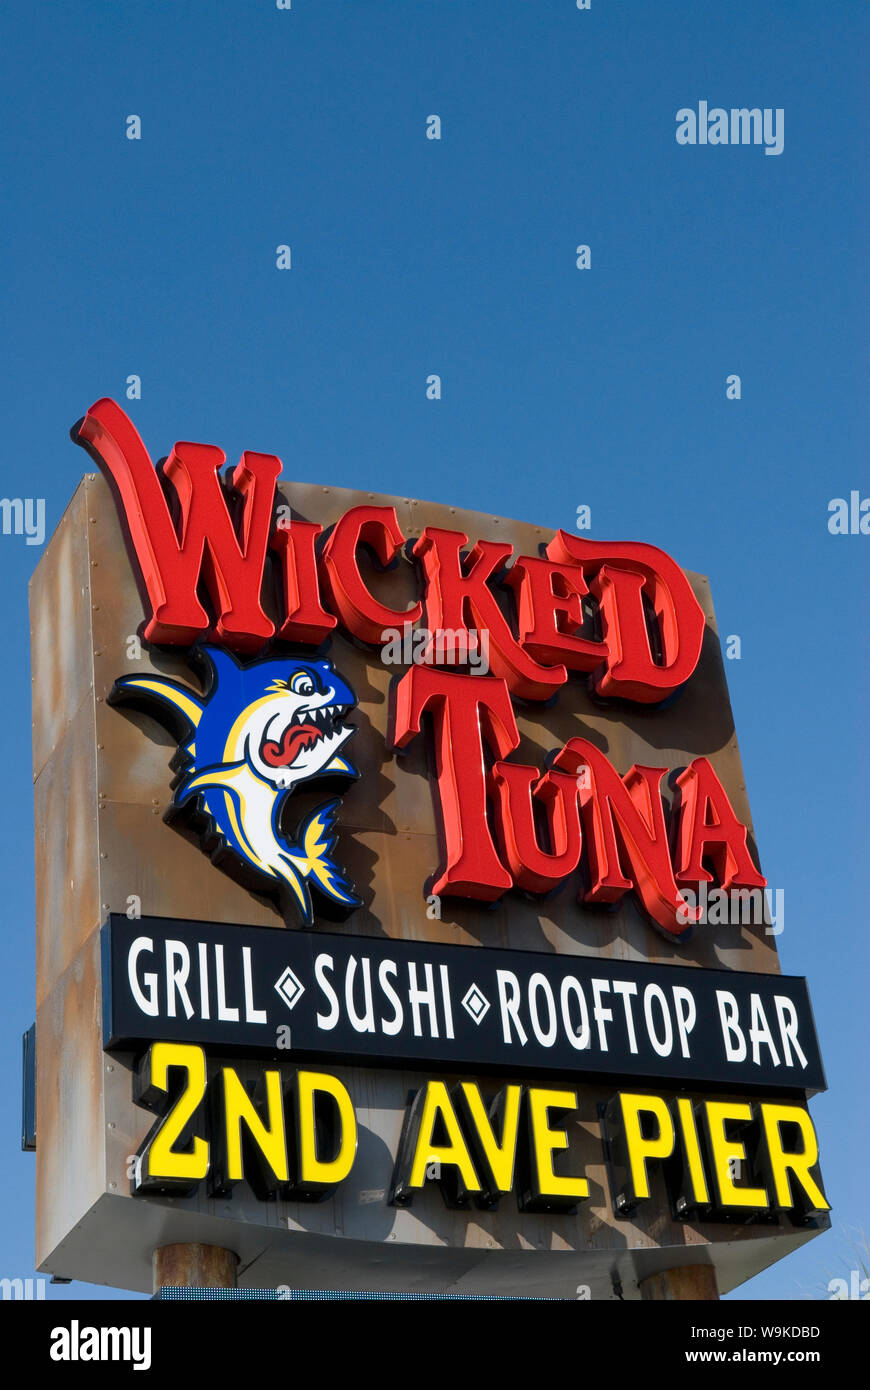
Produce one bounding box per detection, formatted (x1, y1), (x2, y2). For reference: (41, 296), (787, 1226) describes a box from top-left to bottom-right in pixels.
(31, 470), (826, 1297)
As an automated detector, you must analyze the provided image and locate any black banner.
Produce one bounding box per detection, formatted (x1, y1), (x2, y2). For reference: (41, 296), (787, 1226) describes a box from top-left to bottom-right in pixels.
(14, 1295), (861, 1373)
(101, 915), (825, 1094)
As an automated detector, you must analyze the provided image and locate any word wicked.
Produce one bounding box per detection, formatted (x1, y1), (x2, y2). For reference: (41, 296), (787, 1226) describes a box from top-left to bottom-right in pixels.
(75, 398), (706, 705)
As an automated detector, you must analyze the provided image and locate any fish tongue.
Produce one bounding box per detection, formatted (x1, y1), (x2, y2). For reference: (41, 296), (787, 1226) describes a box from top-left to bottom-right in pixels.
(261, 722), (319, 767)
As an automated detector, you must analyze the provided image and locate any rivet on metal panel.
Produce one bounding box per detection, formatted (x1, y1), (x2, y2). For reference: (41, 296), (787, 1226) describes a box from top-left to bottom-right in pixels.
(106, 1065), (114, 1073)
(109, 1183), (116, 1190)
(107, 1122), (115, 1130)
(90, 518), (97, 524)
(91, 561), (98, 567)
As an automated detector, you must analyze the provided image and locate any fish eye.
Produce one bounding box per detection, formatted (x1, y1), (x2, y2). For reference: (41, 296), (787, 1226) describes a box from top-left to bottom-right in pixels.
(290, 670), (316, 696)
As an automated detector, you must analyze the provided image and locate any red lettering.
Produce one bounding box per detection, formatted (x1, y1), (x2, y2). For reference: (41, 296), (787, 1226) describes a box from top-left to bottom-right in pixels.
(491, 763), (583, 893)
(553, 738), (701, 937)
(546, 532), (706, 702)
(76, 398), (279, 651)
(77, 402), (708, 718)
(392, 690), (760, 936)
(271, 521), (336, 645)
(505, 555), (604, 671)
(673, 757), (767, 890)
(413, 528), (566, 700)
(320, 505), (422, 645)
(390, 667), (518, 898)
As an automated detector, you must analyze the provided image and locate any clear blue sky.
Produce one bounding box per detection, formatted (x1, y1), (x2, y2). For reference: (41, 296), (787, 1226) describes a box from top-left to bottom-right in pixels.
(1, 0), (866, 1300)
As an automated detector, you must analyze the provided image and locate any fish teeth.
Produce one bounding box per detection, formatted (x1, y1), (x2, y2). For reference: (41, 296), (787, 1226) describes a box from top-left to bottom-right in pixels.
(287, 703), (347, 731)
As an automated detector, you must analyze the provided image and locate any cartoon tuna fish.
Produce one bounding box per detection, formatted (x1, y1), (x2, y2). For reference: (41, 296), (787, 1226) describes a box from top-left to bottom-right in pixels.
(110, 647), (360, 924)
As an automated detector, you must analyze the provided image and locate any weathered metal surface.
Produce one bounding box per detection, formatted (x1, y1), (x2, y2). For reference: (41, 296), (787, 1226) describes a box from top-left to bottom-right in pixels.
(29, 483), (95, 782)
(34, 928), (105, 1273)
(32, 468), (811, 1296)
(33, 697), (101, 1007)
(152, 1243), (238, 1292)
(640, 1264), (719, 1300)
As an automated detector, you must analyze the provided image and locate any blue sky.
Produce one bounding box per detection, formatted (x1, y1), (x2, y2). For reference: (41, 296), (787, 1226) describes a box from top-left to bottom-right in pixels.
(1, 0), (866, 1300)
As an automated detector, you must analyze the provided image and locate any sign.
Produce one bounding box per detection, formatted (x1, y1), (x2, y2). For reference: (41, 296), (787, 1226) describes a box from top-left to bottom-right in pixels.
(102, 915), (826, 1094)
(125, 1041), (829, 1229)
(78, 399), (765, 941)
(30, 403), (830, 1298)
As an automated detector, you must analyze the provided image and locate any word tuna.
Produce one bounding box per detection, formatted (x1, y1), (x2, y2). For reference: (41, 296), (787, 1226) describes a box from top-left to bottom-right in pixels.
(390, 665), (765, 938)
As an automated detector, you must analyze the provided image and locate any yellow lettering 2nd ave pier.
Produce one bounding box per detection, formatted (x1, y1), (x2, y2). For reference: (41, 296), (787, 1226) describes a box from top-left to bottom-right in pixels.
(132, 1042), (829, 1229)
